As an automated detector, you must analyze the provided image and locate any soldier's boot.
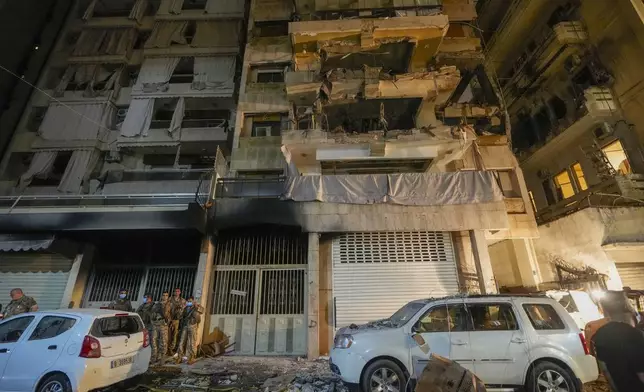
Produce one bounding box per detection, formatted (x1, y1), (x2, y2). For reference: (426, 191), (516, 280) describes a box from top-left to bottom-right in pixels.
(187, 357), (197, 365)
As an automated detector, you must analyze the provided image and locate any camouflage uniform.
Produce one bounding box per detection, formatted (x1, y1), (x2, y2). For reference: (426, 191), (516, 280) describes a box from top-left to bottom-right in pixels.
(151, 302), (168, 362)
(108, 298), (133, 312)
(4, 295), (37, 319)
(176, 305), (202, 360)
(168, 296), (186, 354)
(158, 299), (171, 359)
(137, 302), (166, 363)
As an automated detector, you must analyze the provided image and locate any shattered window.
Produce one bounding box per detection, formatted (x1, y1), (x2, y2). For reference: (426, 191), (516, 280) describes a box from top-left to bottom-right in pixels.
(415, 304), (468, 333)
(389, 301), (426, 327)
(602, 140), (631, 175)
(523, 304), (565, 330)
(571, 162), (588, 191)
(554, 170), (575, 200)
(468, 303), (518, 331)
(29, 316), (76, 341)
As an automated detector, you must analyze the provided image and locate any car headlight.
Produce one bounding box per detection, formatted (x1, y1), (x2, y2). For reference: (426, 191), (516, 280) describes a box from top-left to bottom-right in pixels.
(334, 334), (353, 349)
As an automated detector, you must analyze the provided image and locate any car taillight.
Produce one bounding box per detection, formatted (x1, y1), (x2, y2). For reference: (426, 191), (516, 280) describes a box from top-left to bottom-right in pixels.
(79, 335), (101, 358)
(143, 328), (150, 348)
(579, 332), (589, 355)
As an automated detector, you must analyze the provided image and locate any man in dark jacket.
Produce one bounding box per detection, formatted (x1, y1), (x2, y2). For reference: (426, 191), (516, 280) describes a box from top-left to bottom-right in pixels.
(108, 289), (133, 312)
(593, 292), (644, 392)
(174, 296), (202, 365)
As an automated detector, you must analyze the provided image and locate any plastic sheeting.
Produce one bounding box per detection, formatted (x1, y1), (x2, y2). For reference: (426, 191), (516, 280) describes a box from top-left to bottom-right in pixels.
(281, 171), (504, 205)
(192, 56), (236, 90)
(38, 103), (114, 141)
(120, 98), (154, 137)
(18, 152), (57, 190)
(136, 57), (180, 92)
(169, 97), (185, 136)
(58, 149), (100, 193)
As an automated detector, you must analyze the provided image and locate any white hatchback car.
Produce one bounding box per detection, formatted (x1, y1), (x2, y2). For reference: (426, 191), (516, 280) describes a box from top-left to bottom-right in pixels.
(0, 309), (151, 392)
(330, 295), (598, 392)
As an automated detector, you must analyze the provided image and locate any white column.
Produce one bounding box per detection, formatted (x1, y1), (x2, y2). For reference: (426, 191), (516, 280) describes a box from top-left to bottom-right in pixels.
(60, 245), (95, 309)
(470, 230), (497, 294)
(512, 238), (542, 288)
(194, 237), (215, 345)
(307, 232), (320, 359)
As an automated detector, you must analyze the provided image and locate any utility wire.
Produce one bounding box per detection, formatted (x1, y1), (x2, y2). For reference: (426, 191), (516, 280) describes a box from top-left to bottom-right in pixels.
(0, 63), (112, 133)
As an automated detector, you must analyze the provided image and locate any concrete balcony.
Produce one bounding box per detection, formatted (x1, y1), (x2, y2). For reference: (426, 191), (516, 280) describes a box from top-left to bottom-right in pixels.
(521, 87), (617, 165)
(289, 15), (449, 72)
(129, 81), (235, 98)
(239, 83), (290, 112)
(504, 21), (588, 106)
(230, 136), (285, 171)
(246, 36), (292, 65)
(536, 174), (644, 224)
(116, 126), (228, 147)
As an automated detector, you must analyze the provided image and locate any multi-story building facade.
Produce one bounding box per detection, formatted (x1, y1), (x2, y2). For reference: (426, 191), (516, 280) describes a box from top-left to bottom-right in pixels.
(482, 0), (644, 292)
(0, 0), (245, 316)
(211, 0), (539, 357)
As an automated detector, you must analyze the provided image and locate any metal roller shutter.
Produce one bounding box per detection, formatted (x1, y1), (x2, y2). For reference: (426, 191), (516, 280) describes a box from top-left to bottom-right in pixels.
(0, 253), (72, 311)
(617, 263), (644, 289)
(332, 231), (459, 328)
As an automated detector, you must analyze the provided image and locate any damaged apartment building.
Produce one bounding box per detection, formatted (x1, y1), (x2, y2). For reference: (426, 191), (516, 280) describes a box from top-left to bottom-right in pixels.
(210, 0), (539, 358)
(480, 0), (644, 293)
(0, 0), (246, 327)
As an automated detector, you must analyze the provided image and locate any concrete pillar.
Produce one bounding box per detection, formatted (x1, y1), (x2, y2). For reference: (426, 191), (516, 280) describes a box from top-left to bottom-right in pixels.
(194, 237), (215, 346)
(511, 238), (542, 288)
(307, 232), (320, 359)
(61, 245), (95, 309)
(470, 230), (497, 294)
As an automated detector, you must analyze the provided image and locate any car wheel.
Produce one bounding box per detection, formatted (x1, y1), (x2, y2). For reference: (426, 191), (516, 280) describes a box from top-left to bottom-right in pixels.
(361, 359), (407, 392)
(526, 361), (578, 392)
(38, 374), (72, 392)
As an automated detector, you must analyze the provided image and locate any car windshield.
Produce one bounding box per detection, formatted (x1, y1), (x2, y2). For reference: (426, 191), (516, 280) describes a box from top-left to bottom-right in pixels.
(389, 301), (426, 327)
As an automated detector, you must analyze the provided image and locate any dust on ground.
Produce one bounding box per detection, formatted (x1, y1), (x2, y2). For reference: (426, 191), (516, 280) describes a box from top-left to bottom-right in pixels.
(113, 356), (344, 392)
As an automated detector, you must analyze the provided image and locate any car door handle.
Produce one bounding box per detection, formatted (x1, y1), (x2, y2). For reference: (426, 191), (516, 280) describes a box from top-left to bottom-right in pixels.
(451, 340), (468, 346)
(47, 345), (57, 350)
(0, 348), (9, 353)
(511, 337), (527, 344)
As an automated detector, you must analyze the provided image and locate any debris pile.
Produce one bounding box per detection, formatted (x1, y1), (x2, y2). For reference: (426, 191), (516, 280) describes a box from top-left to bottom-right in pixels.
(262, 373), (348, 392)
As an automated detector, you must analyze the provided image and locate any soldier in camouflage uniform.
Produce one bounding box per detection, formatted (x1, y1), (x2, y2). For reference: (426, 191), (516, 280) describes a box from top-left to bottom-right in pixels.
(3, 288), (38, 319)
(136, 293), (166, 364)
(168, 288), (186, 355)
(156, 291), (172, 362)
(108, 289), (133, 312)
(175, 296), (202, 365)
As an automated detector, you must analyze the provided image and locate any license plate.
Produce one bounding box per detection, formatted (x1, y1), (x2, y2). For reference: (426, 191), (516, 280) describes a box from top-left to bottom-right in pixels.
(110, 356), (134, 369)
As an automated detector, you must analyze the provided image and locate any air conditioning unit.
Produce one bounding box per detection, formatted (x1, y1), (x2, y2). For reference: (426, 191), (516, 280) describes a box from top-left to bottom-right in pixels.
(117, 108), (128, 117)
(105, 150), (121, 163)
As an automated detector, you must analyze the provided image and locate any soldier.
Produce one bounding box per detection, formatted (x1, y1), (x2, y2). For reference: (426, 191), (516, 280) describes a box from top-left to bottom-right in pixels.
(167, 287), (186, 355)
(108, 289), (133, 312)
(156, 291), (172, 362)
(3, 288), (38, 319)
(136, 294), (166, 364)
(174, 296), (202, 365)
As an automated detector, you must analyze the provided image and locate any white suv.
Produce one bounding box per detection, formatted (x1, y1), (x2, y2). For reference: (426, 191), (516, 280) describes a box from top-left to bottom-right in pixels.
(0, 309), (151, 392)
(330, 295), (598, 392)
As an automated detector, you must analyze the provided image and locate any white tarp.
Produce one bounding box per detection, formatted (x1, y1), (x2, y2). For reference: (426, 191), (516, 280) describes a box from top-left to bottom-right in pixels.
(18, 152), (57, 190)
(281, 171), (504, 205)
(136, 57), (180, 92)
(58, 150), (100, 193)
(38, 103), (114, 141)
(120, 98), (154, 137)
(169, 97), (185, 136)
(192, 56), (235, 90)
(145, 21), (188, 48)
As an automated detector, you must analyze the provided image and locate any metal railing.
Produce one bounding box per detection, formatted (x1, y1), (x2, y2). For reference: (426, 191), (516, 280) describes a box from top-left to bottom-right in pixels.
(0, 193), (207, 209)
(215, 177), (285, 198)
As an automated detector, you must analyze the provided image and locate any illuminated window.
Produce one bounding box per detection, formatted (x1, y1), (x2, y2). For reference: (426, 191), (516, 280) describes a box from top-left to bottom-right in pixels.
(571, 162), (588, 191)
(602, 140), (632, 175)
(554, 170), (575, 200)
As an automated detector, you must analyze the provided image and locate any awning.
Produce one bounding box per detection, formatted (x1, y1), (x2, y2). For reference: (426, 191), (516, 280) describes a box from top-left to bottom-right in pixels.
(0, 234), (56, 252)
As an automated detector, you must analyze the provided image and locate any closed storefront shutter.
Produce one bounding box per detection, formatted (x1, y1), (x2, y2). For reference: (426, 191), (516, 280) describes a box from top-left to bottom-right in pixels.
(617, 263), (644, 289)
(0, 253), (72, 311)
(332, 231), (459, 328)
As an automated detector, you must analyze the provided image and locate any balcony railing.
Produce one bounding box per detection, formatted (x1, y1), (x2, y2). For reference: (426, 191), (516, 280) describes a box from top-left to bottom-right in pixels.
(215, 177), (285, 198)
(0, 193), (203, 210)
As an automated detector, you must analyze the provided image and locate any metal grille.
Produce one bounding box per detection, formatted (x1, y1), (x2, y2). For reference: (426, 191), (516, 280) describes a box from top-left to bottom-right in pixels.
(215, 228), (307, 266)
(335, 232), (455, 263)
(259, 269), (305, 315)
(144, 267), (197, 300)
(87, 267), (145, 302)
(211, 270), (257, 314)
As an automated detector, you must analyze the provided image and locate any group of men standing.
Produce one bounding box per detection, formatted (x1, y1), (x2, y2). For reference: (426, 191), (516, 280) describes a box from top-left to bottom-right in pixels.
(108, 287), (202, 365)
